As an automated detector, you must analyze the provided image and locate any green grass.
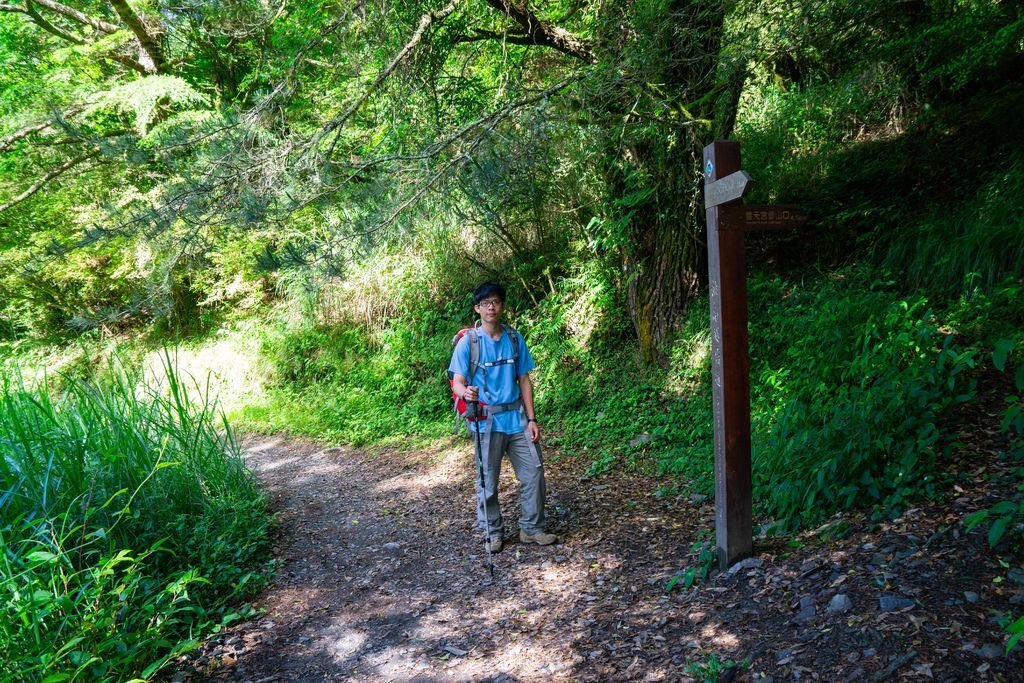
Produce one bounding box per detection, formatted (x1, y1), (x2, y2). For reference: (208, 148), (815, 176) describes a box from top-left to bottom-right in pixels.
(0, 354), (272, 681)
(230, 317), (456, 447)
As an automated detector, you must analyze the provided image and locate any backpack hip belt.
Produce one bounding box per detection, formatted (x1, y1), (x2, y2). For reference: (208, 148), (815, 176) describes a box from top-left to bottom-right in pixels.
(479, 398), (522, 418)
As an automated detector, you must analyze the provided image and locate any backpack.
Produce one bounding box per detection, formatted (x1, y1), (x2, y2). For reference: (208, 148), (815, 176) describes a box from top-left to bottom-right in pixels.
(448, 322), (520, 430)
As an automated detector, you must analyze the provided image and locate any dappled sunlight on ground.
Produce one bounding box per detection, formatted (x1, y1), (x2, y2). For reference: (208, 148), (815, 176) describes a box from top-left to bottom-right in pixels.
(176, 434), (1024, 682)
(700, 622), (741, 649)
(371, 443), (467, 496)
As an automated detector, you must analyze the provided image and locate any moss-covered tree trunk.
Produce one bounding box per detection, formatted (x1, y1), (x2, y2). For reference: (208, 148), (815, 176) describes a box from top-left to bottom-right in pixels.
(605, 0), (741, 364)
(611, 141), (704, 364)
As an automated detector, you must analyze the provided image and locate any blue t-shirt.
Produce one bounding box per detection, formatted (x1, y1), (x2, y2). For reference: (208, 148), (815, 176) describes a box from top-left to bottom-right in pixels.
(449, 327), (535, 433)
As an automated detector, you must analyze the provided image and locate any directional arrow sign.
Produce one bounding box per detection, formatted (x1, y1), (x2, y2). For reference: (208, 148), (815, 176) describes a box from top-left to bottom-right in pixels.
(704, 170), (753, 208)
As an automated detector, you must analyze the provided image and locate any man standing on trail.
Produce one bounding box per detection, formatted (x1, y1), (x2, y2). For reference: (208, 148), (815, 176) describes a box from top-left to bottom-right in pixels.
(449, 282), (556, 553)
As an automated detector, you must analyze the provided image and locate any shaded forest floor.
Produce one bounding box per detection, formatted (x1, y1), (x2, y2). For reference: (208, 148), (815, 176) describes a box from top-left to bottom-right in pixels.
(172, 412), (1023, 681)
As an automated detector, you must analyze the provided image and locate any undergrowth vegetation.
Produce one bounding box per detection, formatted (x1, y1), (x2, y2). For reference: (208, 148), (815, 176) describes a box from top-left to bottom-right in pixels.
(3, 0), (1023, 674)
(0, 357), (272, 681)
(226, 246), (1021, 539)
(749, 272), (978, 526)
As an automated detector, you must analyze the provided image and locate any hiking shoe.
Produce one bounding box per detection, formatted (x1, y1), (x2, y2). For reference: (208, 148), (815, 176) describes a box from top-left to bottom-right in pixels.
(519, 530), (557, 546)
(485, 536), (503, 553)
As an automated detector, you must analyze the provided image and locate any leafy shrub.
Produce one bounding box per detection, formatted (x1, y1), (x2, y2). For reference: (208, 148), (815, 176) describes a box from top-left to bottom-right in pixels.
(1005, 614), (1024, 655)
(963, 340), (1024, 552)
(665, 541), (717, 593)
(0, 356), (272, 681)
(243, 312), (455, 446)
(750, 272), (976, 527)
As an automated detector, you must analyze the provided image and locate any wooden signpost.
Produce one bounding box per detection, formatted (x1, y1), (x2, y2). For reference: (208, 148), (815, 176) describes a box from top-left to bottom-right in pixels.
(703, 140), (808, 569)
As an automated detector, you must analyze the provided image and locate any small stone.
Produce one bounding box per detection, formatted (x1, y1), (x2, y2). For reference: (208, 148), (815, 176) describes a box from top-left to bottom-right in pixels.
(846, 668), (866, 682)
(879, 595), (915, 611)
(629, 433), (652, 447)
(728, 557), (764, 575)
(828, 594), (853, 614)
(964, 591), (979, 603)
(382, 542), (401, 554)
(1007, 568), (1024, 586)
(795, 595), (816, 621)
(689, 493), (708, 504)
(170, 673), (186, 683)
(976, 644), (1003, 660)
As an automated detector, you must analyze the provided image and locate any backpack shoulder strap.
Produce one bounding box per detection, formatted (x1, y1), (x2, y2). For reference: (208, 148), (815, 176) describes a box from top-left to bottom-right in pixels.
(502, 324), (521, 376)
(502, 324), (520, 359)
(467, 327), (481, 383)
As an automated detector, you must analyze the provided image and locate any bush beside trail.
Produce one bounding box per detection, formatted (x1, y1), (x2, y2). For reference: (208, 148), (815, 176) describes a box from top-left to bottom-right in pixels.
(0, 357), (273, 682)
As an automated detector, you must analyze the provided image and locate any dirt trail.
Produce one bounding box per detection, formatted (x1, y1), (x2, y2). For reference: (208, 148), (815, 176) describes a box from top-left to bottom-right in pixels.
(178, 435), (1023, 682)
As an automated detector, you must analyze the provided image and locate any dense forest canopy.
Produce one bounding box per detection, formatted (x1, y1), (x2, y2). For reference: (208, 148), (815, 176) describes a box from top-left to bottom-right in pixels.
(1, 0), (1022, 350)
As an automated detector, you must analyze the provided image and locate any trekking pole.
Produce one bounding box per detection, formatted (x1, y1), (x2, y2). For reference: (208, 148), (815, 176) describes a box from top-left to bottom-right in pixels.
(471, 400), (494, 581)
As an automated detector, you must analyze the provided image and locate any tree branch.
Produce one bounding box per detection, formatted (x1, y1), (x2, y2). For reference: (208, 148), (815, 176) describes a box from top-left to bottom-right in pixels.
(1, 119), (54, 153)
(1, 107), (84, 153)
(334, 74), (584, 172)
(24, 0), (87, 44)
(10, 1), (149, 71)
(482, 0), (595, 63)
(29, 0), (119, 33)
(108, 0), (164, 73)
(104, 50), (151, 74)
(0, 149), (99, 214)
(319, 0), (460, 144)
(453, 28), (536, 46)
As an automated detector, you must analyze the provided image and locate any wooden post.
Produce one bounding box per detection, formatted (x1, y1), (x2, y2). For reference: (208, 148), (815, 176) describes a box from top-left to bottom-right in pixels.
(704, 141), (752, 569)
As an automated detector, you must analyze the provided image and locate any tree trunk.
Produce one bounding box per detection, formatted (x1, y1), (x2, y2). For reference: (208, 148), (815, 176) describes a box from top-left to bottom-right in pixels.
(606, 0), (739, 365)
(612, 139), (704, 365)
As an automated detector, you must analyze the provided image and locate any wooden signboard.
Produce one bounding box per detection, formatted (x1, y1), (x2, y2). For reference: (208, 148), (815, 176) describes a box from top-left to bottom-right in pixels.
(703, 141), (808, 569)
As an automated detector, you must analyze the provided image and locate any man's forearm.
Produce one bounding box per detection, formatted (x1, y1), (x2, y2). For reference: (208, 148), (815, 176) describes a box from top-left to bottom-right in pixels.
(520, 374), (536, 420)
(453, 375), (471, 399)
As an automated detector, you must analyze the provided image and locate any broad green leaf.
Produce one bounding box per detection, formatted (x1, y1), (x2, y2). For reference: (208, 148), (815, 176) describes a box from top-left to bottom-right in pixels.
(988, 516), (1009, 548)
(28, 550), (59, 563)
(990, 501), (1020, 515)
(993, 339), (1015, 372)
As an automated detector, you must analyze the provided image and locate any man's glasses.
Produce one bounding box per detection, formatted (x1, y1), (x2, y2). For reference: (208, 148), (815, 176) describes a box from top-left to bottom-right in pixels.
(476, 299), (503, 309)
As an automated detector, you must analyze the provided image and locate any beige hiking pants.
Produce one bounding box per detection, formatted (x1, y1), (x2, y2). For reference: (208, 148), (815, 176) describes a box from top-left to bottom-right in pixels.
(473, 427), (546, 538)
